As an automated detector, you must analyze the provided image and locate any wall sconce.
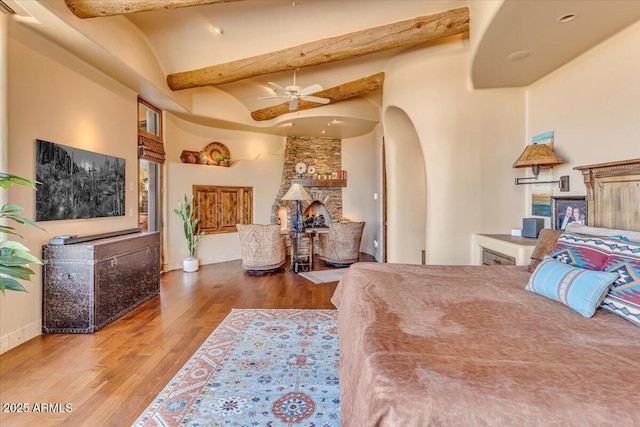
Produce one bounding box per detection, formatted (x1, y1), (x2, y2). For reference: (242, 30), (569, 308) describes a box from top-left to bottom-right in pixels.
(513, 144), (570, 191)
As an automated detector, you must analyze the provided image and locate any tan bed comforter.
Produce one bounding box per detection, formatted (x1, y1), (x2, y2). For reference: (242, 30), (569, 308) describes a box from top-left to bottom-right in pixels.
(331, 262), (640, 426)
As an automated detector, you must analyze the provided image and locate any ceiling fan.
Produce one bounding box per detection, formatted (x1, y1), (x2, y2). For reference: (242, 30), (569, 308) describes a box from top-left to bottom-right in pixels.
(258, 70), (330, 111)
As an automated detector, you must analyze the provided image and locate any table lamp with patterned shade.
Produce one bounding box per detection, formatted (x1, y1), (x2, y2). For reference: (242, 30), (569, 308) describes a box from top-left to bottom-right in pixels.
(281, 183), (312, 232)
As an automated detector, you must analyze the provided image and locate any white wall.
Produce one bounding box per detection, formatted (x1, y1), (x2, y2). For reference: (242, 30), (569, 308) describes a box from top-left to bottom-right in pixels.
(163, 114), (285, 270)
(342, 127), (382, 259)
(165, 114), (386, 268)
(2, 28), (139, 353)
(383, 41), (526, 265)
(526, 19), (640, 222)
(384, 106), (426, 264)
(380, 18), (640, 267)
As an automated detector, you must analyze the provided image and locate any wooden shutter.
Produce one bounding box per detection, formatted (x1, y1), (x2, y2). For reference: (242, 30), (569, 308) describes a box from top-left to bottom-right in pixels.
(193, 186), (218, 233)
(192, 185), (253, 234)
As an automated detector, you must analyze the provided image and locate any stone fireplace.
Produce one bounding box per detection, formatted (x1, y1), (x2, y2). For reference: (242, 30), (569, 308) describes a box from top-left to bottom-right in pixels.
(272, 136), (343, 230)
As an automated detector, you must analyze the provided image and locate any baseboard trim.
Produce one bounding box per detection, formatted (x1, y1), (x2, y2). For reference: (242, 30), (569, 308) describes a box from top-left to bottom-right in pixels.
(163, 254), (242, 272)
(1, 320), (41, 354)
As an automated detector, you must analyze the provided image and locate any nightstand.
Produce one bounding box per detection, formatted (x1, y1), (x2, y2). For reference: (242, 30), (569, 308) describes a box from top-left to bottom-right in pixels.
(471, 234), (538, 266)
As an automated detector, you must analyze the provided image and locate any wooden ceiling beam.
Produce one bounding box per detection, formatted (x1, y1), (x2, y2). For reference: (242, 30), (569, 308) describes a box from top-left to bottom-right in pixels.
(64, 0), (242, 19)
(168, 7), (469, 90)
(251, 72), (385, 121)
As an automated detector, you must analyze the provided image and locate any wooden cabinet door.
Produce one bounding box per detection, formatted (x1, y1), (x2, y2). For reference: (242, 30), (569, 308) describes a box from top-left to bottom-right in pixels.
(193, 185), (253, 234)
(194, 185), (219, 233)
(219, 187), (240, 233)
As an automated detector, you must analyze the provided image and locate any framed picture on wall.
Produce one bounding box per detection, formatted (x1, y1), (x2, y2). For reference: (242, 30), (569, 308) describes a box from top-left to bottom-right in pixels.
(551, 196), (587, 230)
(35, 139), (126, 221)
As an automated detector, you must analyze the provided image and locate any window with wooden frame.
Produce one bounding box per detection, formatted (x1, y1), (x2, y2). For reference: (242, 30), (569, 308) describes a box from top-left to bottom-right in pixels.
(193, 185), (253, 234)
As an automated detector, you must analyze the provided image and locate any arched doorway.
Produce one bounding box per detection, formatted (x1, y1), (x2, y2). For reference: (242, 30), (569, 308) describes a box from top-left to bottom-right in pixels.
(383, 107), (426, 264)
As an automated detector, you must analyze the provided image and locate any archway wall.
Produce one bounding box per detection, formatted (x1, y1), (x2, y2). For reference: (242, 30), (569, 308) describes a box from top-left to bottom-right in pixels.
(383, 41), (526, 265)
(384, 107), (426, 264)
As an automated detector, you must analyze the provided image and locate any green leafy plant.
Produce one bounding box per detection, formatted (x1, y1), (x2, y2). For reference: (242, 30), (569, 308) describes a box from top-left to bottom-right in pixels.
(173, 194), (204, 259)
(215, 154), (231, 166)
(0, 173), (45, 294)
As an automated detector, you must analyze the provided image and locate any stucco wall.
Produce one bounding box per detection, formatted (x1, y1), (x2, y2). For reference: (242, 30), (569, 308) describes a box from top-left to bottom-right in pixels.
(2, 32), (139, 353)
(163, 114), (285, 271)
(383, 41), (526, 265)
(342, 128), (382, 260)
(525, 19), (640, 226)
(164, 118), (382, 267)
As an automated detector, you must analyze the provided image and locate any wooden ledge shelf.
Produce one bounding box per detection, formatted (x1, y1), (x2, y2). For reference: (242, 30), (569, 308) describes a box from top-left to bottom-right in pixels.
(292, 179), (347, 187)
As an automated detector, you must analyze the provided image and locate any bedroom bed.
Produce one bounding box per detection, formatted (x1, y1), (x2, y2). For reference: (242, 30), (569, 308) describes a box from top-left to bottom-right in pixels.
(331, 159), (640, 426)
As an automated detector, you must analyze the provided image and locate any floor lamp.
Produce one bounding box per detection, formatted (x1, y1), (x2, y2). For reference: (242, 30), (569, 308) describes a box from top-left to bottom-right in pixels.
(281, 183), (312, 272)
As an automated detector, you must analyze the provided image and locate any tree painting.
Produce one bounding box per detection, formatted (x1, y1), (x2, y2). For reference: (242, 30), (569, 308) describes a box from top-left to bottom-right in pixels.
(35, 139), (125, 221)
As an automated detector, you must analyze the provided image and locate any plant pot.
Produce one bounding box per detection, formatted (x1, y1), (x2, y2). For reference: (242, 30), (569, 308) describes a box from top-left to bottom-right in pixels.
(183, 257), (199, 272)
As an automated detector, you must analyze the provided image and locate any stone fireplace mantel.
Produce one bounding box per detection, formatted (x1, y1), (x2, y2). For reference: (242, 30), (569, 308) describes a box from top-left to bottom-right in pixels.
(292, 178), (347, 187)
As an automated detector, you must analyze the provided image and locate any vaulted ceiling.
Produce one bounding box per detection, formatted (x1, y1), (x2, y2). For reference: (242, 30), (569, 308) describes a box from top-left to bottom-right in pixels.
(6, 0), (640, 138)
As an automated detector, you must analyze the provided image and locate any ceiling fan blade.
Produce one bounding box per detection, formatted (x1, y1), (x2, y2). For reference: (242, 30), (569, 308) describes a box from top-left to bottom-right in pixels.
(268, 82), (288, 94)
(289, 98), (298, 111)
(299, 84), (323, 96)
(257, 95), (289, 100)
(301, 95), (330, 104)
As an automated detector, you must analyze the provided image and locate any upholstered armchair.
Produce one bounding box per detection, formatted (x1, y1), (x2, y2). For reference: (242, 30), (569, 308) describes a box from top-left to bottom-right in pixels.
(236, 224), (286, 273)
(316, 221), (365, 267)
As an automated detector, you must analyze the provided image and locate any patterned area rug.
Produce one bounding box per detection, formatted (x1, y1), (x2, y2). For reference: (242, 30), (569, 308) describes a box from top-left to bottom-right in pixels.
(298, 269), (347, 284)
(133, 309), (340, 426)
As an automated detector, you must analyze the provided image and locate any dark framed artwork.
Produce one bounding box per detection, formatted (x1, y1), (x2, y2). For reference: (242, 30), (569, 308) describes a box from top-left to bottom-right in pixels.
(551, 196), (587, 230)
(35, 139), (125, 221)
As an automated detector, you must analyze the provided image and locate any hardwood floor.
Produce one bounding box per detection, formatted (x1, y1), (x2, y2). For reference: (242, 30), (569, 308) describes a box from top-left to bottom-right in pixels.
(0, 254), (374, 427)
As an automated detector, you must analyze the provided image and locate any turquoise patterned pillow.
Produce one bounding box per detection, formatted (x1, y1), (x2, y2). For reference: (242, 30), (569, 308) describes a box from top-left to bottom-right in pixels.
(525, 257), (618, 318)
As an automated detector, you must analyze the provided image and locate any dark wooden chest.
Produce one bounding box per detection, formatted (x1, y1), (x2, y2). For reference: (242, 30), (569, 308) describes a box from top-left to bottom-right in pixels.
(42, 232), (160, 333)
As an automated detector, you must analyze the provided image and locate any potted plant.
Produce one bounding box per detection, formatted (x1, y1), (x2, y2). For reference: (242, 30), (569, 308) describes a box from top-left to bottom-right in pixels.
(216, 155), (231, 167)
(0, 173), (45, 294)
(173, 194), (204, 272)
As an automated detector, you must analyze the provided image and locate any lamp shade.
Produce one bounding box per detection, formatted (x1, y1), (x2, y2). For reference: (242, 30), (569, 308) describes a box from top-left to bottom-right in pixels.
(512, 144), (563, 169)
(281, 183), (312, 201)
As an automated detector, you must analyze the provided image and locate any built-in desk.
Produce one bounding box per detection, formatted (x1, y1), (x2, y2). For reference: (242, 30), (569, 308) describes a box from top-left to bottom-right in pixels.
(471, 234), (538, 266)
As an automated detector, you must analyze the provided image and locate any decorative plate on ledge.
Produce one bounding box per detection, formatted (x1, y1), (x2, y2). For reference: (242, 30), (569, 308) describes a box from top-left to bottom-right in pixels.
(204, 142), (230, 164)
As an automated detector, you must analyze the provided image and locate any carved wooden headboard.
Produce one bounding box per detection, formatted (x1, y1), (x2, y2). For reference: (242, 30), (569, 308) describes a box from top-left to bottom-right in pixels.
(574, 158), (640, 231)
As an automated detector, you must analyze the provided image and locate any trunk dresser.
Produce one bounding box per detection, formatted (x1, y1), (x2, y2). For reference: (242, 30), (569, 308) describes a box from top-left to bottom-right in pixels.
(42, 230), (160, 333)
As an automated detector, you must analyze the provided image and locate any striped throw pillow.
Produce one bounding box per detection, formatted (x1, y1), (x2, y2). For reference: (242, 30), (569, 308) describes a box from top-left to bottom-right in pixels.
(525, 257), (618, 318)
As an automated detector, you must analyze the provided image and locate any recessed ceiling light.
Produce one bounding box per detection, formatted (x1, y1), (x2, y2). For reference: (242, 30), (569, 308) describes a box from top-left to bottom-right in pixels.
(211, 26), (223, 35)
(506, 50), (531, 61)
(558, 13), (578, 23)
